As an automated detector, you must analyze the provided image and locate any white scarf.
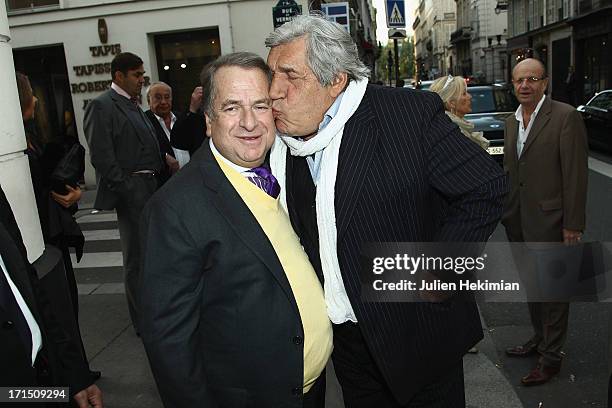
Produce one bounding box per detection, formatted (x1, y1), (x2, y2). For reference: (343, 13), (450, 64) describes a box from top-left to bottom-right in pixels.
(270, 78), (368, 323)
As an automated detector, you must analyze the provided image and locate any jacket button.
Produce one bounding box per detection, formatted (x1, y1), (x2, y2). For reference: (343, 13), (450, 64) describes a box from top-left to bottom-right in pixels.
(291, 387), (302, 397)
(519, 182), (524, 187)
(3, 320), (14, 329)
(292, 336), (303, 345)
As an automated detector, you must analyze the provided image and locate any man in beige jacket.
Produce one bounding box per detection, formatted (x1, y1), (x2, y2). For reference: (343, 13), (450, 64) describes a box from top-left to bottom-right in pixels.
(502, 58), (588, 386)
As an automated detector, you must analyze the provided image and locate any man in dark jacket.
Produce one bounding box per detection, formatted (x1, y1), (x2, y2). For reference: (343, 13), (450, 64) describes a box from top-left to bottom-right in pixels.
(0, 185), (103, 407)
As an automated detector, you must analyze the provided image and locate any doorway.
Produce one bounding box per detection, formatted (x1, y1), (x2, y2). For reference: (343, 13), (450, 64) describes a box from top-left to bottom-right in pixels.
(154, 28), (221, 112)
(13, 45), (77, 147)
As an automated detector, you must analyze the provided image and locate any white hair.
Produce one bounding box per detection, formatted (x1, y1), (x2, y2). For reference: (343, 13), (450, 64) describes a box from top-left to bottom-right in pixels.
(265, 13), (370, 86)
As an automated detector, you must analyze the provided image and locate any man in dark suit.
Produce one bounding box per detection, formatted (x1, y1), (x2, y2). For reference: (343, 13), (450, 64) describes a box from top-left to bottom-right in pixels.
(139, 52), (331, 408)
(266, 16), (507, 407)
(170, 85), (207, 155)
(0, 186), (103, 407)
(84, 52), (162, 332)
(144, 81), (191, 185)
(502, 58), (588, 385)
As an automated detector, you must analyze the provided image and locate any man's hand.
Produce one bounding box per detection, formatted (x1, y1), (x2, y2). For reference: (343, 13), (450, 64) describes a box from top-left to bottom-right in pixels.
(73, 384), (103, 408)
(51, 185), (82, 208)
(165, 154), (180, 175)
(189, 86), (203, 113)
(563, 228), (582, 245)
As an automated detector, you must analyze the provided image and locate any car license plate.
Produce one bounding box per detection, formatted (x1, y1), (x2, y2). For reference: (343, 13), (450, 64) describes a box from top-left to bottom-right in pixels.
(487, 146), (504, 155)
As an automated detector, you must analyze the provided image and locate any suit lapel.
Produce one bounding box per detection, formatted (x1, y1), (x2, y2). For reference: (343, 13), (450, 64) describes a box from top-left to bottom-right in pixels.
(336, 89), (378, 241)
(505, 115), (519, 163)
(110, 90), (158, 150)
(521, 96), (552, 157)
(196, 145), (300, 317)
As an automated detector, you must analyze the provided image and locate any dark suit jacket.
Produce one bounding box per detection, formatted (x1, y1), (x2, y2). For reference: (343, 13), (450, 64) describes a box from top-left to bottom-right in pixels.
(285, 85), (508, 404)
(84, 88), (161, 210)
(139, 144), (306, 408)
(502, 96), (588, 242)
(0, 192), (91, 395)
(144, 109), (176, 185)
(170, 110), (207, 155)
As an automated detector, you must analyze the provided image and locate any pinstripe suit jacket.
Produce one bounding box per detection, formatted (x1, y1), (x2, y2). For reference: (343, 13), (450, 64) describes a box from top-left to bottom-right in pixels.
(285, 85), (508, 403)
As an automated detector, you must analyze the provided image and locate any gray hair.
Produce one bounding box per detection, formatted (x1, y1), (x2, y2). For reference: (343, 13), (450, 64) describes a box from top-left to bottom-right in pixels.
(146, 81), (171, 104)
(200, 52), (272, 119)
(265, 13), (370, 86)
(430, 75), (466, 111)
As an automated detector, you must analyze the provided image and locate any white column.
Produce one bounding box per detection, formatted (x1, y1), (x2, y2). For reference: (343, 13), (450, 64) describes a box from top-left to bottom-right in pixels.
(0, 2), (45, 263)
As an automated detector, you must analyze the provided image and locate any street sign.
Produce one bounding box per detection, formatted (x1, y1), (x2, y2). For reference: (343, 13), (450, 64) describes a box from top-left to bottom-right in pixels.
(322, 2), (350, 32)
(272, 0), (302, 28)
(385, 0), (406, 28)
(388, 29), (407, 39)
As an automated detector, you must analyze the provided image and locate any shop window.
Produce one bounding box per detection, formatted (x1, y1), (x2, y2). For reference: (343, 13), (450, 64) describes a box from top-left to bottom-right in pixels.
(6, 0), (59, 12)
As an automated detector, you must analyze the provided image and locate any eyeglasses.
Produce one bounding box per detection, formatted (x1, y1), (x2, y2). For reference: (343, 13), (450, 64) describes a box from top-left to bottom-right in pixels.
(512, 76), (547, 85)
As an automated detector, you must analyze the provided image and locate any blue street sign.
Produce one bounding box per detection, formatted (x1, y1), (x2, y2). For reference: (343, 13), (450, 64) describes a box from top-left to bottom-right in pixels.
(386, 0), (405, 28)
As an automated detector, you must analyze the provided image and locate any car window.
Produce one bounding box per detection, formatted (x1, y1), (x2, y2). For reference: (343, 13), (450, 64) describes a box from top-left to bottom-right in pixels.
(469, 89), (495, 113)
(494, 89), (519, 112)
(588, 93), (612, 110)
(468, 88), (518, 114)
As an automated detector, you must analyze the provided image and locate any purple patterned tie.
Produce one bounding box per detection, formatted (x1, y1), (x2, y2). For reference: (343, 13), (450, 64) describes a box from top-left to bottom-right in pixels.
(248, 165), (280, 198)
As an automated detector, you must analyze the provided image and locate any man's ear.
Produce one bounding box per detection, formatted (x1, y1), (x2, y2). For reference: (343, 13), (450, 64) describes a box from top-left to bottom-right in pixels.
(329, 72), (349, 98)
(205, 113), (213, 137)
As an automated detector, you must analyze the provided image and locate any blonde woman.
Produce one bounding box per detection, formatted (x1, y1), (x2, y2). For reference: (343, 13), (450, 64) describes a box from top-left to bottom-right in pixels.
(430, 75), (490, 150)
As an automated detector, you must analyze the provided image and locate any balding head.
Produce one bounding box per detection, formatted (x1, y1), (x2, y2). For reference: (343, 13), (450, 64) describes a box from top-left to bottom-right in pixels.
(147, 81), (173, 118)
(512, 58), (548, 111)
(512, 58), (546, 79)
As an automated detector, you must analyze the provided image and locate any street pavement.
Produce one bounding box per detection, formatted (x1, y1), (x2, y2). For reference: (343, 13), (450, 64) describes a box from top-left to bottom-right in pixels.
(71, 153), (612, 407)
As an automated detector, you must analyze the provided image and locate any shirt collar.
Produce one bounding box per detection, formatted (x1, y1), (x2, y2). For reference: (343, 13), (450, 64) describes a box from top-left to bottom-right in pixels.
(317, 92), (344, 132)
(111, 82), (132, 100)
(515, 94), (547, 123)
(153, 111), (176, 123)
(209, 138), (252, 174)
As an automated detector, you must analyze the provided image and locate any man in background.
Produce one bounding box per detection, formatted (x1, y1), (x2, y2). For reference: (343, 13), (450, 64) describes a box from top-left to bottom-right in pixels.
(144, 81), (190, 185)
(0, 185), (103, 407)
(84, 52), (162, 333)
(170, 85), (207, 155)
(503, 58), (588, 386)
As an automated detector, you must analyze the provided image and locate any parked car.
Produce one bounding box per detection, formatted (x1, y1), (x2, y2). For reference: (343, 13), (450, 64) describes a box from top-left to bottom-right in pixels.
(577, 90), (612, 153)
(413, 80), (434, 90)
(465, 84), (518, 163)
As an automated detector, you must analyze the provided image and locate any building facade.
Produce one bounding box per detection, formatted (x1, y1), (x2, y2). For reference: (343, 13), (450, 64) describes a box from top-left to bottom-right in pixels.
(450, 0), (508, 82)
(413, 0), (456, 79)
(568, 1), (611, 105)
(507, 0), (576, 102)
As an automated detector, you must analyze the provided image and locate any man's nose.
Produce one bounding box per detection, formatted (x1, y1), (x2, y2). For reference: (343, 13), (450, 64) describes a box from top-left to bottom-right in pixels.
(240, 108), (257, 131)
(269, 77), (285, 100)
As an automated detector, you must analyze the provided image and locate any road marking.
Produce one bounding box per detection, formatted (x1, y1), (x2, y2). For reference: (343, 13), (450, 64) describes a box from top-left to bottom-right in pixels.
(77, 212), (118, 223)
(83, 229), (120, 241)
(77, 283), (125, 295)
(589, 157), (612, 178)
(72, 252), (123, 268)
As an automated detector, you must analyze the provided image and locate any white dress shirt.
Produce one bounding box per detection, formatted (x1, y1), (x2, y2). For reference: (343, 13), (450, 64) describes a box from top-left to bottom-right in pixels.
(111, 82), (132, 100)
(209, 139), (256, 178)
(515, 94), (546, 157)
(0, 253), (42, 366)
(154, 112), (191, 168)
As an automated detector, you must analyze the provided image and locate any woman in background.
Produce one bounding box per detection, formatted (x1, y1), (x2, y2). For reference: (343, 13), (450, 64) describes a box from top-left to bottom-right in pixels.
(16, 72), (100, 381)
(430, 74), (490, 150)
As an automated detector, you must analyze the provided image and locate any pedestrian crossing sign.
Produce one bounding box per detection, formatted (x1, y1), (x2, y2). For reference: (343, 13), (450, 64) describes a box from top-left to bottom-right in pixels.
(386, 0), (405, 28)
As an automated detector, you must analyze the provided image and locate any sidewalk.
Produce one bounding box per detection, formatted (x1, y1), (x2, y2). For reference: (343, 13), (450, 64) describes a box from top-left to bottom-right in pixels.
(74, 187), (522, 407)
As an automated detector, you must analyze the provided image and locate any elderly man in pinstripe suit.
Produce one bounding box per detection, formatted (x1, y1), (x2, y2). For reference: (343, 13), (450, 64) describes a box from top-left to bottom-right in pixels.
(266, 15), (507, 408)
